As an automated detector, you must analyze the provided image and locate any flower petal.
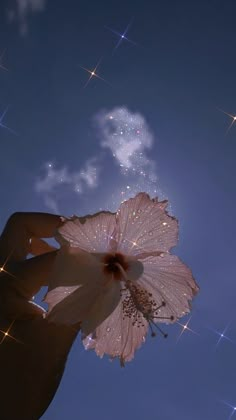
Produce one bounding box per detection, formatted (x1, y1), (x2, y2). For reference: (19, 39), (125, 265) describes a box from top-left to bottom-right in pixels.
(45, 285), (80, 311)
(56, 212), (117, 253)
(47, 280), (121, 330)
(48, 246), (102, 290)
(138, 254), (199, 322)
(45, 246), (121, 330)
(81, 280), (121, 336)
(115, 193), (178, 256)
(83, 297), (148, 363)
(47, 283), (98, 324)
(45, 246), (104, 318)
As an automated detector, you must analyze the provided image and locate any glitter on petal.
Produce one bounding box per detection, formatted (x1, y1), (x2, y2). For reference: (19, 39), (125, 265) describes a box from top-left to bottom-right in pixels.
(46, 193), (198, 364)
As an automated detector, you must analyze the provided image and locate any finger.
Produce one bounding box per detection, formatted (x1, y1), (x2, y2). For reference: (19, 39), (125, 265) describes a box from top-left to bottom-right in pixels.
(29, 237), (57, 256)
(0, 294), (45, 320)
(0, 212), (64, 262)
(15, 251), (58, 299)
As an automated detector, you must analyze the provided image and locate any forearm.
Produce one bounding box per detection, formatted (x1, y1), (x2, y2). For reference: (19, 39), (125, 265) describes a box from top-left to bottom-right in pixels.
(0, 315), (79, 420)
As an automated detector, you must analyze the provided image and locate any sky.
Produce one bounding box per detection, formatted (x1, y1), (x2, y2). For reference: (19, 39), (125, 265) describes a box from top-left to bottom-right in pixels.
(1, 0), (236, 419)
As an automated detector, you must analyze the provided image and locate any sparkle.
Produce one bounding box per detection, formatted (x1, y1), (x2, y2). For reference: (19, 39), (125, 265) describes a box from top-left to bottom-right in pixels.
(176, 317), (199, 342)
(0, 251), (16, 279)
(79, 59), (109, 88)
(0, 106), (16, 135)
(105, 18), (137, 52)
(83, 334), (95, 350)
(0, 49), (8, 71)
(121, 236), (163, 255)
(0, 321), (22, 345)
(218, 107), (236, 134)
(208, 322), (233, 348)
(221, 400), (236, 419)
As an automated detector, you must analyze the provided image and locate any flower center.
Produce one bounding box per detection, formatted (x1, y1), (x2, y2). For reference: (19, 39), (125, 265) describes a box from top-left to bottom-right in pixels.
(103, 252), (129, 280)
(101, 252), (144, 284)
(103, 253), (129, 280)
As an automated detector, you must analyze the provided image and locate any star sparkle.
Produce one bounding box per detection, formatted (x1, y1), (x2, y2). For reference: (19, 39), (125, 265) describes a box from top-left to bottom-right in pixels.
(0, 106), (16, 135)
(79, 59), (109, 88)
(0, 252), (16, 279)
(221, 400), (236, 419)
(105, 19), (137, 52)
(0, 321), (22, 345)
(208, 322), (233, 348)
(218, 107), (236, 135)
(0, 49), (8, 71)
(176, 316), (199, 342)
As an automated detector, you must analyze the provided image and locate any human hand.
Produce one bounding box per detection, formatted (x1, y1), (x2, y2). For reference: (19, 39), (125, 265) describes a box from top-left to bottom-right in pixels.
(0, 212), (80, 420)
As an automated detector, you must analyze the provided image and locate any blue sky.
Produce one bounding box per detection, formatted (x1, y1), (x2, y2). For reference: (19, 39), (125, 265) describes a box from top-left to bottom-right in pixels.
(1, 0), (236, 419)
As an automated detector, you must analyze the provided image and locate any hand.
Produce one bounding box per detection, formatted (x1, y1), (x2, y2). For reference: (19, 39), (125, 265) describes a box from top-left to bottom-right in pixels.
(0, 212), (80, 420)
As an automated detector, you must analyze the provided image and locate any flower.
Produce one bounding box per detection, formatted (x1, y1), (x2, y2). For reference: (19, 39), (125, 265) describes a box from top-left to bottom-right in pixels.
(45, 193), (199, 364)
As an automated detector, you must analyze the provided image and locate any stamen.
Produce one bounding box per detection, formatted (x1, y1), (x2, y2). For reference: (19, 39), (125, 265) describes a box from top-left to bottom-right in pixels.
(120, 356), (125, 368)
(148, 321), (156, 337)
(154, 315), (175, 321)
(115, 263), (173, 339)
(147, 319), (168, 338)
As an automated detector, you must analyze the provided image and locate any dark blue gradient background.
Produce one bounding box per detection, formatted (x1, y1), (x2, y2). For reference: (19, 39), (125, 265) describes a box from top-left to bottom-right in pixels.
(1, 1), (236, 419)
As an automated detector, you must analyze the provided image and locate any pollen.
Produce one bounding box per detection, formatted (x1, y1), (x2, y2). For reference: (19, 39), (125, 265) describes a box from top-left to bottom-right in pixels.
(122, 281), (159, 327)
(122, 281), (173, 337)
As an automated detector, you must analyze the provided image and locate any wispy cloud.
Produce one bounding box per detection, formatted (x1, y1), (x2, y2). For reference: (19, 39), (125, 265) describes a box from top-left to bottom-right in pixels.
(96, 106), (157, 181)
(35, 106), (159, 212)
(35, 159), (99, 213)
(7, 0), (47, 36)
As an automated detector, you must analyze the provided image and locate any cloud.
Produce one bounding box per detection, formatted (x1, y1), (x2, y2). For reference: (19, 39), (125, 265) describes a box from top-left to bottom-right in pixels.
(7, 0), (47, 36)
(35, 159), (99, 213)
(35, 106), (159, 212)
(96, 106), (157, 182)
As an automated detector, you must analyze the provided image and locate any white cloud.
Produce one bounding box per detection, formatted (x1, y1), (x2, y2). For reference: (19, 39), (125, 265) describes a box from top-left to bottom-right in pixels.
(79, 160), (98, 188)
(7, 0), (46, 36)
(35, 106), (159, 212)
(96, 106), (157, 181)
(35, 159), (99, 213)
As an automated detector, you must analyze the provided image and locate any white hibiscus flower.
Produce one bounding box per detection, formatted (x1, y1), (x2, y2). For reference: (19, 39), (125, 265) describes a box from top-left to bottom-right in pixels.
(45, 193), (198, 365)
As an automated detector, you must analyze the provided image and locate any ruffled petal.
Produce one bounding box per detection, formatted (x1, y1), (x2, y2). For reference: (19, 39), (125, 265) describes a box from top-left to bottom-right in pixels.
(138, 254), (199, 322)
(115, 193), (178, 256)
(83, 298), (148, 363)
(56, 212), (117, 253)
